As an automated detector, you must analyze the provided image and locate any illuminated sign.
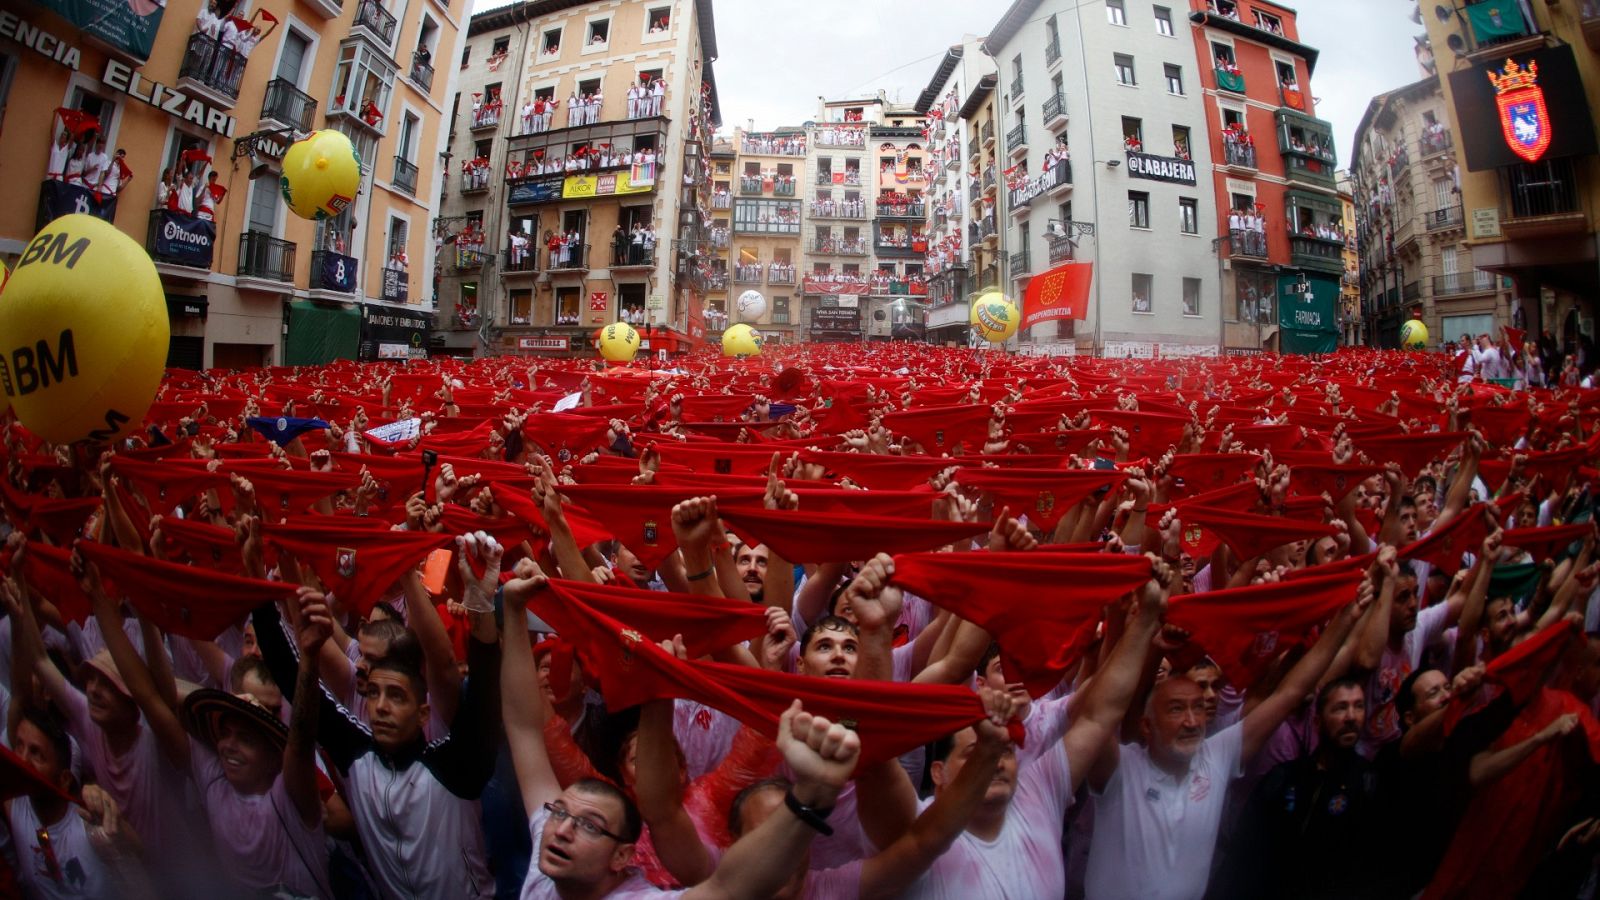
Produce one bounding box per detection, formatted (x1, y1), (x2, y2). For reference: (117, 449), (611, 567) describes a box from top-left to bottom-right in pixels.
(1449, 45), (1597, 171)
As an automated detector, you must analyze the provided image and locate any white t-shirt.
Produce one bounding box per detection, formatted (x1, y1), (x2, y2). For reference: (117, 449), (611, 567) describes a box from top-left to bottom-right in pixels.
(673, 698), (740, 781)
(190, 739), (331, 898)
(7, 798), (114, 899)
(903, 740), (1075, 899)
(1083, 722), (1245, 900)
(522, 807), (684, 899)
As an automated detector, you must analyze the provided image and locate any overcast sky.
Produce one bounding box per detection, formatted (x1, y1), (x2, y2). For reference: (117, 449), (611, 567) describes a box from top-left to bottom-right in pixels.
(472, 0), (1424, 163)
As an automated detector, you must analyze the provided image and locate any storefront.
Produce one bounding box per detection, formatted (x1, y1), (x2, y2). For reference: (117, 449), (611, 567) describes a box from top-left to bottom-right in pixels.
(360, 304), (432, 361)
(1277, 272), (1340, 354)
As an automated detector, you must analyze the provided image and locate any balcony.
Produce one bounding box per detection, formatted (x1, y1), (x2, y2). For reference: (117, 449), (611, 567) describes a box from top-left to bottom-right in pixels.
(738, 176), (764, 195)
(302, 0), (342, 19)
(1420, 128), (1454, 159)
(461, 167), (491, 194)
(449, 245), (493, 272)
(1434, 271), (1496, 297)
(875, 236), (925, 258)
(1047, 238), (1075, 265)
(1283, 151), (1336, 189)
(1215, 66), (1246, 94)
(550, 243), (591, 274)
(353, 0), (398, 47)
(260, 78), (316, 132)
(1009, 249), (1031, 278)
(309, 250), (358, 294)
(610, 246), (655, 270)
(1403, 280), (1421, 303)
(1504, 159), (1584, 238)
(236, 232), (295, 289)
(712, 193), (731, 209)
(982, 166), (996, 192)
(812, 237), (868, 256)
(409, 55), (434, 93)
(979, 216), (998, 242)
(740, 134), (808, 157)
(1222, 137), (1257, 171)
(877, 202), (926, 220)
(733, 264), (764, 284)
(1289, 235), (1344, 272)
(1042, 92), (1068, 131)
(146, 210), (213, 272)
(1006, 123), (1028, 159)
(1426, 206), (1464, 232)
(1463, 1), (1539, 58)
(1045, 39), (1061, 67)
(391, 156), (417, 195)
(502, 240), (538, 276)
(809, 200), (867, 220)
(982, 122), (995, 148)
(767, 264), (795, 285)
(471, 102), (501, 131)
(1229, 228), (1268, 261)
(176, 33), (246, 108)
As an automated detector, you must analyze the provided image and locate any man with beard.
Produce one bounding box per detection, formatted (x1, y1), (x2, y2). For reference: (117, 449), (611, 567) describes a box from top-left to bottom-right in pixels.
(1213, 678), (1383, 899)
(732, 541), (769, 604)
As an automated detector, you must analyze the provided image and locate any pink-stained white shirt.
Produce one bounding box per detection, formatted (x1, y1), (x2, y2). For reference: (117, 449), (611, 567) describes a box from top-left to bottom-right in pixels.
(903, 740), (1075, 899)
(673, 699), (741, 781)
(189, 738), (331, 898)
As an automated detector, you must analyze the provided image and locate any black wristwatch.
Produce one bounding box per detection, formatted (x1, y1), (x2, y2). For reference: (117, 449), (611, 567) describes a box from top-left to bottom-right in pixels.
(784, 790), (835, 836)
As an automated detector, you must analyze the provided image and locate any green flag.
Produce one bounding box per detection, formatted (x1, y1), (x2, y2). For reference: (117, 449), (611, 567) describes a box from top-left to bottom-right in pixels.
(1489, 562), (1543, 607)
(1465, 2), (1527, 42)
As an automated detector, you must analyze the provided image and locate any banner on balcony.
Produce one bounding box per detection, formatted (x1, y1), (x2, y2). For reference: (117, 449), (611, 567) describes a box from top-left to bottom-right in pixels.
(564, 171), (653, 199)
(320, 252), (357, 292)
(30, 0), (165, 62)
(36, 179), (117, 226)
(1449, 45), (1597, 171)
(151, 209), (215, 268)
(507, 176), (564, 205)
(1021, 261), (1093, 329)
(1125, 151), (1196, 186)
(1464, 1), (1526, 42)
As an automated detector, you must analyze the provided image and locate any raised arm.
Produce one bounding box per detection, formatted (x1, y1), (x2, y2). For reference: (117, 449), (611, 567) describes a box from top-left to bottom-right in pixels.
(285, 588), (331, 828)
(1451, 532), (1499, 673)
(500, 559), (561, 814)
(634, 695), (715, 885)
(843, 553), (902, 684)
(1433, 434), (1483, 531)
(78, 555), (190, 770)
(1468, 712), (1578, 786)
(1082, 556), (1167, 792)
(533, 461), (594, 584)
(857, 689), (1016, 900)
(1240, 578), (1374, 759)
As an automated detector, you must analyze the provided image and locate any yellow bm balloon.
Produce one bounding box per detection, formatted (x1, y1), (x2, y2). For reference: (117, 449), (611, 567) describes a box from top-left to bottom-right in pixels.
(722, 323), (762, 357)
(280, 130), (364, 221)
(971, 291), (1020, 343)
(0, 215), (167, 443)
(599, 322), (640, 362)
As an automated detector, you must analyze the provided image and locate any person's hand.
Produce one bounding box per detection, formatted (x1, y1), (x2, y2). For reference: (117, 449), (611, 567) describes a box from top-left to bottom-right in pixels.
(762, 607), (796, 669)
(309, 449), (333, 474)
(1138, 554), (1175, 619)
(435, 463), (461, 505)
(81, 784), (137, 857)
(500, 557), (546, 610)
(776, 700), (861, 804)
(987, 509), (1037, 552)
(840, 553), (902, 633)
(404, 491), (428, 531)
(1373, 544), (1399, 583)
(456, 531), (504, 613)
(1538, 712), (1581, 744)
(973, 684), (1018, 749)
(1451, 663), (1486, 698)
(670, 495), (721, 552)
(295, 588), (334, 657)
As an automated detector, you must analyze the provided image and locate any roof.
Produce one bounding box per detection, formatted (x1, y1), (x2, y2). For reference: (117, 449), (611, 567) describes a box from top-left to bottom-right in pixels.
(1187, 10), (1320, 73)
(981, 0), (1040, 57)
(915, 46), (964, 115)
(958, 74), (997, 120)
(1351, 74), (1438, 165)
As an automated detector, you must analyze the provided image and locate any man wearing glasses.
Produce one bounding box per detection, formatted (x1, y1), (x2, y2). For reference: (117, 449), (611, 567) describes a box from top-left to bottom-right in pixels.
(500, 559), (864, 899)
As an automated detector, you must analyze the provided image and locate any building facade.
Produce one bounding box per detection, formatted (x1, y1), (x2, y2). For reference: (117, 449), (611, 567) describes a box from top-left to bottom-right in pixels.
(1418, 2), (1600, 356)
(728, 125), (805, 344)
(432, 0), (720, 359)
(914, 40), (997, 346)
(1, 0), (460, 368)
(1185, 0), (1338, 355)
(986, 0), (1222, 358)
(1353, 75), (1511, 349)
(1337, 170), (1361, 346)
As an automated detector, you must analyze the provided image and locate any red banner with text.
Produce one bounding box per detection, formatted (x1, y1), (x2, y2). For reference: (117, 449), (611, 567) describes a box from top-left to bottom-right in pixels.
(1022, 262), (1094, 329)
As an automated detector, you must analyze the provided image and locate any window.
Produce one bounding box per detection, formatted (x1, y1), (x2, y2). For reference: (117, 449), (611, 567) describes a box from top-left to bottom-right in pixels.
(1179, 198), (1198, 234)
(578, 77), (601, 97)
(509, 288), (533, 324)
(1182, 277), (1201, 317)
(1012, 55), (1024, 98)
(1212, 42), (1235, 67)
(1107, 0), (1126, 25)
(276, 30), (310, 86)
(645, 6), (671, 35)
(1154, 6), (1174, 35)
(461, 282), (478, 320)
(1114, 54), (1136, 86)
(556, 286), (581, 323)
(542, 29), (562, 56)
(331, 41), (396, 127)
(1236, 269), (1274, 323)
(1122, 116), (1142, 147)
(1172, 125), (1192, 160)
(1132, 273), (1153, 313)
(1221, 107), (1244, 130)
(387, 216), (408, 263)
(398, 113), (419, 161)
(1275, 61), (1298, 87)
(247, 178), (281, 235)
(460, 45), (470, 69)
(773, 296), (790, 325)
(1129, 191), (1150, 229)
(1164, 64), (1184, 95)
(1046, 16), (1061, 59)
(587, 19), (610, 48)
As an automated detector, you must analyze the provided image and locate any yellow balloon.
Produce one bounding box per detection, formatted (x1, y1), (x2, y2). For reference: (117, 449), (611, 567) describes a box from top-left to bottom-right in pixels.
(971, 291), (1020, 343)
(280, 130), (363, 221)
(599, 322), (640, 362)
(0, 262), (9, 416)
(0, 215), (167, 443)
(1400, 318), (1429, 351)
(722, 323), (763, 357)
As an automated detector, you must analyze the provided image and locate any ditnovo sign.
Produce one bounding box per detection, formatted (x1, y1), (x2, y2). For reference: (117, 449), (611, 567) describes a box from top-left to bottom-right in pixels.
(0, 11), (236, 137)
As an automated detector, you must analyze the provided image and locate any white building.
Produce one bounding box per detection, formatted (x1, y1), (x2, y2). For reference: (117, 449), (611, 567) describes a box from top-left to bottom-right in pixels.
(986, 0), (1222, 356)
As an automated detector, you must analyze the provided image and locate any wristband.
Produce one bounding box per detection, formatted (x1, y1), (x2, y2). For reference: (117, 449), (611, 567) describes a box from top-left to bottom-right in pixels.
(784, 790), (835, 836)
(685, 567), (714, 582)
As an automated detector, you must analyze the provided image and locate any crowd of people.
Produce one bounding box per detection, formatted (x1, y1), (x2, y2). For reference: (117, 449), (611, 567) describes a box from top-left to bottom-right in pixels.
(518, 98), (559, 135)
(1222, 123), (1257, 169)
(741, 173), (798, 195)
(192, 2), (274, 90)
(5, 343), (1600, 900)
(473, 93), (503, 130)
(46, 128), (132, 200)
(741, 134), (807, 157)
(463, 155), (493, 191)
(547, 229), (587, 269)
(813, 125), (867, 148)
(155, 167), (227, 222)
(809, 197), (867, 219)
(506, 145), (658, 180)
(1229, 205), (1269, 257)
(628, 79), (667, 120)
(610, 223), (658, 267)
